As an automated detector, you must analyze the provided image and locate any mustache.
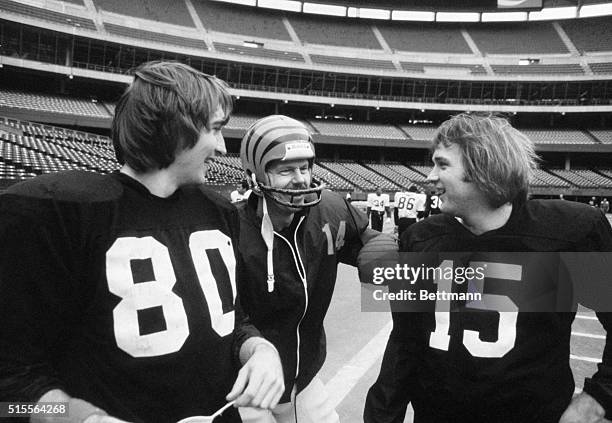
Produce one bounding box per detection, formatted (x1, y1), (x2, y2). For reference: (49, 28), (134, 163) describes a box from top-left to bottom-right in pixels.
(283, 182), (309, 190)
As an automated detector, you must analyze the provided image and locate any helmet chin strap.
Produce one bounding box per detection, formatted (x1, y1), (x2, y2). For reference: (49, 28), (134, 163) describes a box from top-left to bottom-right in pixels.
(249, 172), (324, 209)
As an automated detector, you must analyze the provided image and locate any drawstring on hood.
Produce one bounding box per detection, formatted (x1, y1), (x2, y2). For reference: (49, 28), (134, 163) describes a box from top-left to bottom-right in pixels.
(261, 196), (276, 292)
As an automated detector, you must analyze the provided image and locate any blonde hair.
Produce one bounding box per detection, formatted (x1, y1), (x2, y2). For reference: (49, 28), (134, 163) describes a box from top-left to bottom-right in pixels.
(433, 113), (539, 208)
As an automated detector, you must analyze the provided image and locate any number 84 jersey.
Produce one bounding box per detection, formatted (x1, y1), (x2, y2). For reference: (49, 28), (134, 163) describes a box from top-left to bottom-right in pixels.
(0, 171), (250, 423)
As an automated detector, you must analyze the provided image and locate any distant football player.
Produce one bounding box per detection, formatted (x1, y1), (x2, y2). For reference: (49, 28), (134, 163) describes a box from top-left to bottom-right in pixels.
(231, 180), (252, 203)
(393, 185), (426, 239)
(367, 187), (391, 231)
(0, 61), (283, 423)
(425, 188), (441, 216)
(364, 113), (612, 423)
(237, 115), (396, 423)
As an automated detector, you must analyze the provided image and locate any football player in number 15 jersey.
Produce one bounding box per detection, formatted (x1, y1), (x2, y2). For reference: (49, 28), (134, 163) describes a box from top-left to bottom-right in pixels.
(0, 62), (284, 423)
(365, 113), (612, 423)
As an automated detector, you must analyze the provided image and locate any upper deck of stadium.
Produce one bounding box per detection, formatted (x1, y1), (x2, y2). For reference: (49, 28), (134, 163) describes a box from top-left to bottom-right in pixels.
(1, 0), (611, 81)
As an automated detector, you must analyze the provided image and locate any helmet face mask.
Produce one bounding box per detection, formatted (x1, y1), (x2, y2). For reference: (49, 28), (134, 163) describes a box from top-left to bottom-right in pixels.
(241, 115), (325, 210)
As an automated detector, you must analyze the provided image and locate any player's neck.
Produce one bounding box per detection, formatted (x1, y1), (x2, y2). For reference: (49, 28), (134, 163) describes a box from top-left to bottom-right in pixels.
(458, 203), (513, 235)
(120, 165), (179, 198)
(257, 198), (295, 231)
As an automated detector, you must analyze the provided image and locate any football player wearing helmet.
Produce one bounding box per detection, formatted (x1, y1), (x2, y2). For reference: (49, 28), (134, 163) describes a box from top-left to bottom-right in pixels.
(236, 115), (396, 423)
(0, 62), (283, 423)
(365, 113), (612, 423)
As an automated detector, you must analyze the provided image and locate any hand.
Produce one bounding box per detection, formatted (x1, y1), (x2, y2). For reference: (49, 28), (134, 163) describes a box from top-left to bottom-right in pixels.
(227, 342), (284, 409)
(559, 392), (611, 423)
(385, 217), (391, 223)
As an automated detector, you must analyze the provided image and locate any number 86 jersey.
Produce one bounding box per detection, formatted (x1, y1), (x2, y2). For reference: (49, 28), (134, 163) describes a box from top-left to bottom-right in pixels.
(0, 171), (252, 423)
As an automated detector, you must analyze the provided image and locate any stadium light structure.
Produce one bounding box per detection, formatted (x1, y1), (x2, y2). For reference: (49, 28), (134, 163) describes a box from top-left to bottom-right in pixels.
(215, 0), (256, 5)
(481, 11), (527, 21)
(436, 12), (480, 22)
(347, 7), (390, 19)
(303, 2), (346, 16)
(257, 0), (301, 12)
(529, 6), (577, 20)
(212, 0), (612, 21)
(579, 2), (612, 18)
(391, 10), (435, 21)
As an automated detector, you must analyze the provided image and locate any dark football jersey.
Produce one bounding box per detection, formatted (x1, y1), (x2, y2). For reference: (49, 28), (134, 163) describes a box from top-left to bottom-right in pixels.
(395, 199), (612, 422)
(426, 194), (441, 216)
(0, 171), (255, 423)
(237, 189), (369, 402)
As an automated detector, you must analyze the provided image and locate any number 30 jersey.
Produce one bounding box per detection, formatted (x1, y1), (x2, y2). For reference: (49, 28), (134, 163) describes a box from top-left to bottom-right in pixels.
(397, 199), (612, 423)
(0, 171), (254, 423)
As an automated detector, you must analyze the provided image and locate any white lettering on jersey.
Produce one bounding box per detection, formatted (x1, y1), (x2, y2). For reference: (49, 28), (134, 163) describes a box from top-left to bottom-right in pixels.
(429, 260), (521, 358)
(368, 193), (389, 212)
(395, 192), (426, 219)
(106, 230), (236, 358)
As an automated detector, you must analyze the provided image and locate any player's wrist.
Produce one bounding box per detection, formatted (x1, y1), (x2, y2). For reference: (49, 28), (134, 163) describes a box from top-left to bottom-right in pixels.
(239, 337), (279, 364)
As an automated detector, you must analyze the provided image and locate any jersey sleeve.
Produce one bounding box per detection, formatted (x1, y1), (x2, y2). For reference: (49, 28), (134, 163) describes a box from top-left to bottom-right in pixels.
(581, 211), (612, 417)
(0, 199), (83, 402)
(337, 196), (370, 266)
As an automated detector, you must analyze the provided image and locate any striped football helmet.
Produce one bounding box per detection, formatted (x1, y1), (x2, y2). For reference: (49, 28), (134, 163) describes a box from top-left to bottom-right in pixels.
(240, 115), (324, 209)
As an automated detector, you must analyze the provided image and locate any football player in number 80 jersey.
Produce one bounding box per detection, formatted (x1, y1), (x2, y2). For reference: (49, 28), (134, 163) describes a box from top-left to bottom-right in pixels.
(0, 62), (284, 423)
(365, 113), (612, 423)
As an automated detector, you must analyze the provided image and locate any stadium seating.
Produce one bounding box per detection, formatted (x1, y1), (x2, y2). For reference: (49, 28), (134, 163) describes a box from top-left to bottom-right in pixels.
(214, 43), (304, 62)
(0, 157), (36, 180)
(409, 165), (433, 179)
(400, 125), (438, 141)
(571, 169), (612, 188)
(192, 0), (291, 41)
(310, 55), (395, 71)
(589, 130), (612, 144)
(341, 161), (400, 190)
(289, 14), (381, 49)
(377, 22), (472, 54)
(530, 169), (570, 188)
(225, 115), (260, 131)
(589, 63), (612, 74)
(309, 120), (405, 139)
(0, 0), (96, 31)
(561, 17), (612, 53)
(318, 160), (377, 191)
(596, 169), (612, 181)
(313, 164), (353, 191)
(0, 89), (110, 118)
(95, 0), (194, 26)
(104, 23), (207, 50)
(400, 62), (487, 75)
(491, 64), (584, 76)
(468, 22), (568, 55)
(548, 169), (599, 188)
(364, 162), (428, 189)
(521, 129), (595, 144)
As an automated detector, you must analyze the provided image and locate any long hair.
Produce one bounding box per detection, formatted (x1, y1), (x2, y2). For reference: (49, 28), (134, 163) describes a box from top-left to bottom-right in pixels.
(111, 61), (233, 172)
(432, 113), (539, 208)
